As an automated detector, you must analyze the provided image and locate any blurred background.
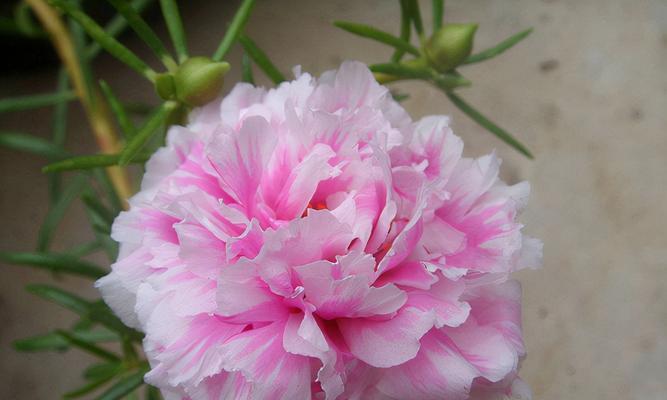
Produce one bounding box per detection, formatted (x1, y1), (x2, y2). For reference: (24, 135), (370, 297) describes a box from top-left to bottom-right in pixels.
(1, 0), (665, 399)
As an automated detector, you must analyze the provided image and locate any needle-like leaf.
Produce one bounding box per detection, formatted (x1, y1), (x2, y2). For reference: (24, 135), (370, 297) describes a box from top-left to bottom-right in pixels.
(96, 369), (147, 400)
(334, 21), (420, 57)
(14, 332), (69, 352)
(64, 374), (116, 399)
(370, 62), (432, 80)
(92, 168), (123, 216)
(0, 91), (76, 114)
(446, 91), (533, 158)
(405, 0), (424, 37)
(107, 0), (176, 69)
(241, 52), (255, 84)
(238, 34), (285, 85)
(67, 240), (103, 258)
(212, 0), (256, 61)
(37, 174), (88, 252)
(0, 132), (67, 158)
(26, 285), (143, 340)
(26, 284), (91, 315)
(43, 153), (151, 173)
(146, 385), (161, 400)
(463, 28), (533, 65)
(49, 68), (70, 202)
(432, 0), (444, 31)
(67, 9), (96, 104)
(99, 80), (135, 139)
(56, 330), (121, 362)
(82, 192), (114, 235)
(159, 0), (189, 62)
(86, 0), (153, 60)
(391, 0), (412, 62)
(0, 251), (106, 279)
(84, 362), (124, 381)
(119, 101), (176, 166)
(13, 329), (119, 353)
(48, 0), (156, 80)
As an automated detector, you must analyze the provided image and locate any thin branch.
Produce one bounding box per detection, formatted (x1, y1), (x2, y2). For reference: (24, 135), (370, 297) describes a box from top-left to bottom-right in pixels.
(26, 0), (133, 204)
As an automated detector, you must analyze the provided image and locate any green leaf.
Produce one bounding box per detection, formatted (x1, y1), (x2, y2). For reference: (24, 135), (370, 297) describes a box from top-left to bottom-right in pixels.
(89, 301), (144, 341)
(238, 34), (285, 85)
(49, 68), (71, 202)
(84, 362), (124, 381)
(56, 330), (121, 362)
(26, 284), (91, 315)
(82, 192), (114, 235)
(96, 369), (147, 400)
(82, 192), (115, 226)
(391, 0), (412, 63)
(0, 91), (76, 114)
(67, 240), (102, 258)
(42, 153), (150, 173)
(13, 329), (119, 353)
(119, 101), (176, 166)
(37, 174), (88, 252)
(92, 168), (123, 216)
(68, 9), (96, 104)
(13, 332), (69, 352)
(107, 0), (176, 69)
(405, 0), (424, 37)
(11, 4), (45, 38)
(370, 62), (432, 80)
(14, 330), (117, 352)
(99, 80), (135, 139)
(86, 0), (154, 60)
(49, 0), (156, 80)
(70, 329), (120, 343)
(390, 90), (409, 102)
(371, 61), (470, 89)
(0, 132), (66, 158)
(445, 91), (533, 158)
(95, 231), (119, 261)
(333, 21), (420, 57)
(241, 52), (255, 84)
(123, 102), (154, 115)
(64, 374), (116, 399)
(146, 385), (161, 400)
(432, 71), (472, 90)
(432, 0), (444, 31)
(52, 69), (70, 149)
(212, 0), (256, 62)
(67, 362), (124, 398)
(463, 28), (533, 65)
(159, 0), (189, 63)
(26, 285), (143, 340)
(0, 251), (106, 279)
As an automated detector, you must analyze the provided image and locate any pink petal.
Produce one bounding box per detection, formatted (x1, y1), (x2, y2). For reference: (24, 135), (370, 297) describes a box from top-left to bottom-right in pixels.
(375, 329), (478, 400)
(207, 116), (277, 212)
(338, 307), (435, 368)
(217, 322), (312, 400)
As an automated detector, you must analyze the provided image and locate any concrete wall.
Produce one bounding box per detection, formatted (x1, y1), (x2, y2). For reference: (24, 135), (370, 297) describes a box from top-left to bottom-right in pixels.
(1, 1), (665, 398)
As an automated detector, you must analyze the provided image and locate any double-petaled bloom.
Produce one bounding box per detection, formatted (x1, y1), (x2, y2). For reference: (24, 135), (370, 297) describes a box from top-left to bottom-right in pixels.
(98, 61), (542, 400)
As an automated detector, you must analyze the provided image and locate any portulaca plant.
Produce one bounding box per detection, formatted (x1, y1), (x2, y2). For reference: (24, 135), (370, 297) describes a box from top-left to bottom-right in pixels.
(0, 1), (541, 399)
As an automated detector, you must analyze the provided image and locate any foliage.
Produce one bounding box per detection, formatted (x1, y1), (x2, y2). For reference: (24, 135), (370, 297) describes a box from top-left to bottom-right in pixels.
(0, 0), (534, 398)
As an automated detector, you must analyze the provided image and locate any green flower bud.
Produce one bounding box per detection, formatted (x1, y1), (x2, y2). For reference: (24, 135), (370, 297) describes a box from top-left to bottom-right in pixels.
(155, 73), (176, 101)
(424, 23), (478, 72)
(173, 57), (231, 107)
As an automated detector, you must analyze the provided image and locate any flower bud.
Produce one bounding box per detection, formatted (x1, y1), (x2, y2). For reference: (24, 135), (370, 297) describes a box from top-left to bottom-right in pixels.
(173, 57), (230, 107)
(424, 23), (478, 72)
(155, 73), (176, 101)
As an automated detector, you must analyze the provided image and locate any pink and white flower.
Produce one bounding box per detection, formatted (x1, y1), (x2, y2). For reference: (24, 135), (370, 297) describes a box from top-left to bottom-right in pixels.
(98, 61), (542, 400)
